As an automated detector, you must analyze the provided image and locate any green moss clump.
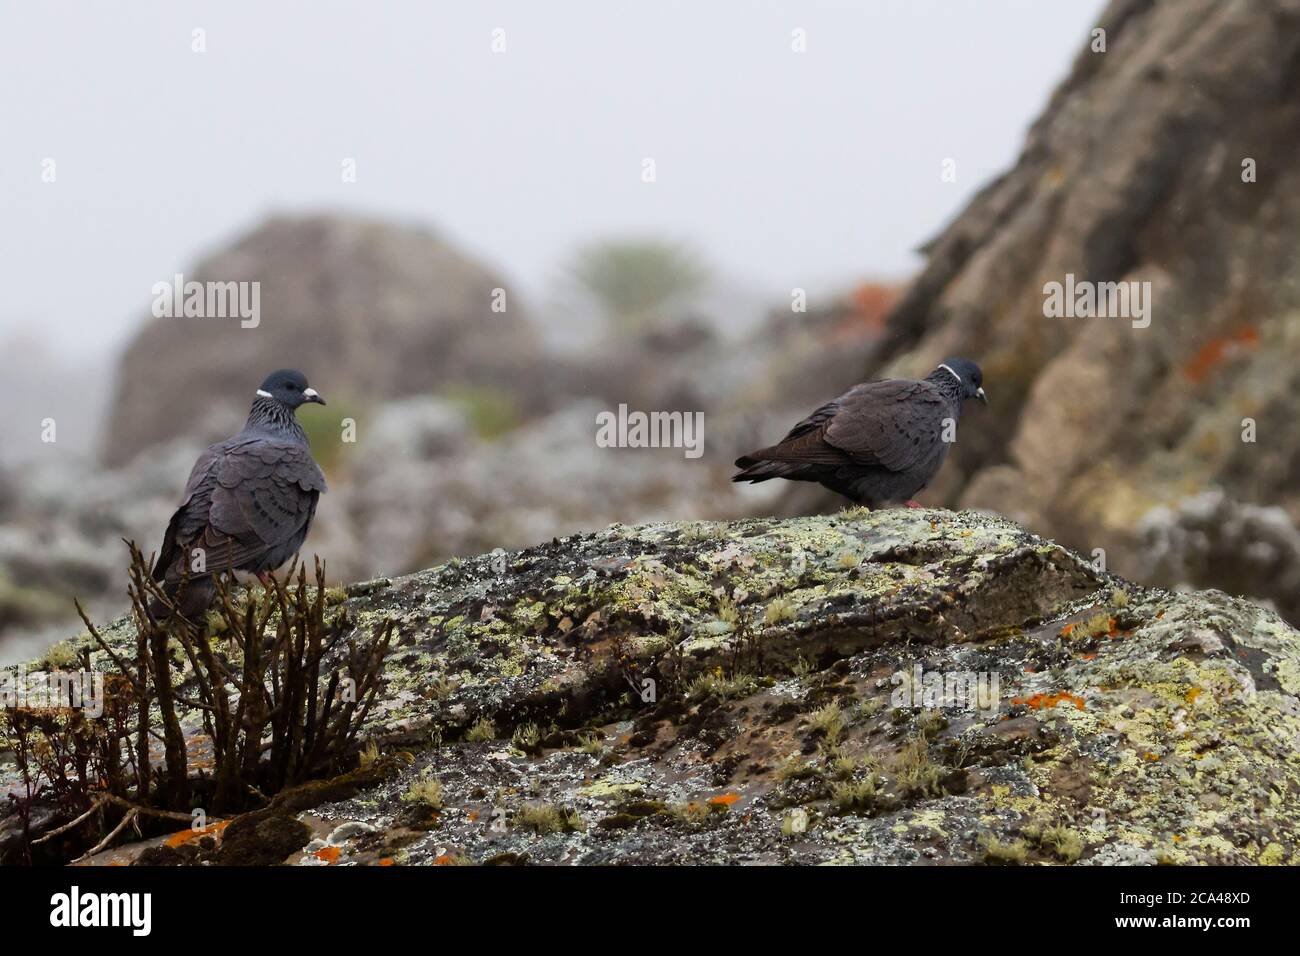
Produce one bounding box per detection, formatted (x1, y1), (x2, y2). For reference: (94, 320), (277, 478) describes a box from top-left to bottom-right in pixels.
(980, 835), (1028, 865)
(514, 804), (584, 834)
(465, 718), (497, 743)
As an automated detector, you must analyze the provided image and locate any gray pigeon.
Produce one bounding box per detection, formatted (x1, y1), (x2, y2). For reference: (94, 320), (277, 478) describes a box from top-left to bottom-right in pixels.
(732, 358), (986, 507)
(151, 369), (328, 619)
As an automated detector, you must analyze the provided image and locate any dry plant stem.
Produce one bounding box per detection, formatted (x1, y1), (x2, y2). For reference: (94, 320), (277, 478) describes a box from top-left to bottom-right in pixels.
(11, 540), (395, 864)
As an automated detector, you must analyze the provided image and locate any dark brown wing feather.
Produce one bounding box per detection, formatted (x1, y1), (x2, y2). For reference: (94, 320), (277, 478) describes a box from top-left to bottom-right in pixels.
(823, 379), (949, 472)
(738, 380), (948, 473)
(151, 447), (220, 580)
(155, 438), (326, 585)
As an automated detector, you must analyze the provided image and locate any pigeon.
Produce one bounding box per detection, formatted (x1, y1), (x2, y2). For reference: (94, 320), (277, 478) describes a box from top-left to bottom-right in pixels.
(150, 369), (328, 620)
(732, 358), (986, 507)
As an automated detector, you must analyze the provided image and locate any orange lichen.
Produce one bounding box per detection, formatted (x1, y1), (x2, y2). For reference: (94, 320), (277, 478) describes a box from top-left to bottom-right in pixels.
(1012, 692), (1086, 711)
(163, 819), (231, 848)
(313, 846), (342, 864)
(1184, 327), (1259, 384)
(378, 857), (396, 866)
(1059, 623), (1076, 638)
(708, 793), (740, 807)
(1184, 687), (1203, 704)
(828, 282), (899, 343)
(433, 854), (458, 865)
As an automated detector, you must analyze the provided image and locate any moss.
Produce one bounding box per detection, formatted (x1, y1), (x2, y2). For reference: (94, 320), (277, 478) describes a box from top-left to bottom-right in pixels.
(831, 777), (880, 814)
(666, 801), (718, 826)
(807, 702), (845, 744)
(401, 775), (443, 809)
(915, 708), (948, 740)
(775, 756), (822, 782)
(358, 739), (381, 769)
(893, 737), (944, 799)
(511, 722), (542, 754)
(35, 639), (80, 671)
(514, 803), (584, 834)
(1036, 824), (1084, 863)
(831, 756), (858, 780)
(685, 668), (757, 703)
(980, 835), (1028, 865)
(764, 596), (796, 625)
(465, 718), (497, 743)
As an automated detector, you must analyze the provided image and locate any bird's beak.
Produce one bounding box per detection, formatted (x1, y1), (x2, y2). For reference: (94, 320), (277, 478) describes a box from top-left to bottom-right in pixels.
(976, 387), (987, 405)
(303, 387), (326, 406)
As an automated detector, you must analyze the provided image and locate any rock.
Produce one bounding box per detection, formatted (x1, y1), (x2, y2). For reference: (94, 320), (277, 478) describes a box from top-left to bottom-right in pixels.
(20, 509), (1300, 865)
(825, 0), (1300, 620)
(1137, 489), (1300, 622)
(102, 213), (543, 467)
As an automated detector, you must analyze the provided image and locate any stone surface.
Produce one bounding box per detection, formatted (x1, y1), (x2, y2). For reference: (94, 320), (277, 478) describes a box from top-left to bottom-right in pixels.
(826, 0), (1300, 619)
(23, 508), (1300, 866)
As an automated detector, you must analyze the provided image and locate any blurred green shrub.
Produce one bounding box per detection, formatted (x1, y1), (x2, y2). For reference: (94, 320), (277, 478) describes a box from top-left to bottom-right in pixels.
(566, 238), (710, 334)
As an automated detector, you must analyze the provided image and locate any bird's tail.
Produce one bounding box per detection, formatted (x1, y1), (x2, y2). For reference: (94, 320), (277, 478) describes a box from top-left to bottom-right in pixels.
(732, 455), (802, 483)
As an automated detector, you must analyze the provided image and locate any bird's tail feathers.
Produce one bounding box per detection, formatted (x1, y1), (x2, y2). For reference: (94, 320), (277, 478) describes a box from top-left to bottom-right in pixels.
(732, 456), (803, 483)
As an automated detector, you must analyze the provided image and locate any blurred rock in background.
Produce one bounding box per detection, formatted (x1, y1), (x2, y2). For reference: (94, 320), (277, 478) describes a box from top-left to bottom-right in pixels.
(101, 213), (545, 468)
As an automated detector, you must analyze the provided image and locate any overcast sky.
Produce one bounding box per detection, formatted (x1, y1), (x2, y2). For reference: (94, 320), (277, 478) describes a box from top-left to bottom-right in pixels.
(0, 0), (1101, 361)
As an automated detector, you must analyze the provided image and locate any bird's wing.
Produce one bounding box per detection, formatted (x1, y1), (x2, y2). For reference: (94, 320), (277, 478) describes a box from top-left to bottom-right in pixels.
(159, 438), (324, 578)
(739, 400), (854, 466)
(151, 446), (221, 580)
(204, 439), (325, 570)
(823, 379), (951, 472)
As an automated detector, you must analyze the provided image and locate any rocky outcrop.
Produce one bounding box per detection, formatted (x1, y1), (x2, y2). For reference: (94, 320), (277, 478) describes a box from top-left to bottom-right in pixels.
(101, 214), (542, 467)
(20, 509), (1300, 865)
(830, 0), (1300, 619)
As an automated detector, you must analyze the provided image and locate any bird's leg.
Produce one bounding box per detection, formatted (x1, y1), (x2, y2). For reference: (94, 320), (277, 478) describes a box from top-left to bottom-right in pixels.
(904, 499), (924, 509)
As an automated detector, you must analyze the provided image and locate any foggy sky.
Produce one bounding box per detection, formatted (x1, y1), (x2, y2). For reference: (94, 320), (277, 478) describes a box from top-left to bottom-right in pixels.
(0, 0), (1101, 362)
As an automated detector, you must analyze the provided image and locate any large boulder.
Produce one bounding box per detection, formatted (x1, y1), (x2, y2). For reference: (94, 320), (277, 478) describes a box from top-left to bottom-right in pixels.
(101, 214), (542, 467)
(17, 509), (1299, 865)
(826, 0), (1300, 618)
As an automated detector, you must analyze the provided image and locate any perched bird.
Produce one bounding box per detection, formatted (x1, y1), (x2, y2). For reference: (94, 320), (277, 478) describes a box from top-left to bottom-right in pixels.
(151, 369), (328, 619)
(732, 358), (986, 507)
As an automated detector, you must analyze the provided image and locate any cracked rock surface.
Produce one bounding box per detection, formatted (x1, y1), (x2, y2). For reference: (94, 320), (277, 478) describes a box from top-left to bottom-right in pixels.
(18, 508), (1300, 865)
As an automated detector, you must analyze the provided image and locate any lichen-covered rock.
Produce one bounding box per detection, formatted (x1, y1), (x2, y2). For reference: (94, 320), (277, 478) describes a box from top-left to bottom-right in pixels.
(835, 0), (1300, 619)
(27, 509), (1300, 865)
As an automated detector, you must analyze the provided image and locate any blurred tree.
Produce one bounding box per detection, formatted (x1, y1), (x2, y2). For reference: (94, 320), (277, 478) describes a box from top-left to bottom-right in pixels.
(566, 238), (710, 334)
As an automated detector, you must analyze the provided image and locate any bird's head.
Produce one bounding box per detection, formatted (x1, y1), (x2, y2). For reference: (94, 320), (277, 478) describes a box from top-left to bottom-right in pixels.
(256, 369), (326, 409)
(938, 357), (986, 405)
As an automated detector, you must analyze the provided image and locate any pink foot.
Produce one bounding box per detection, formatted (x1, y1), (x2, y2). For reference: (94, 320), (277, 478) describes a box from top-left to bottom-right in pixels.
(904, 500), (924, 509)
